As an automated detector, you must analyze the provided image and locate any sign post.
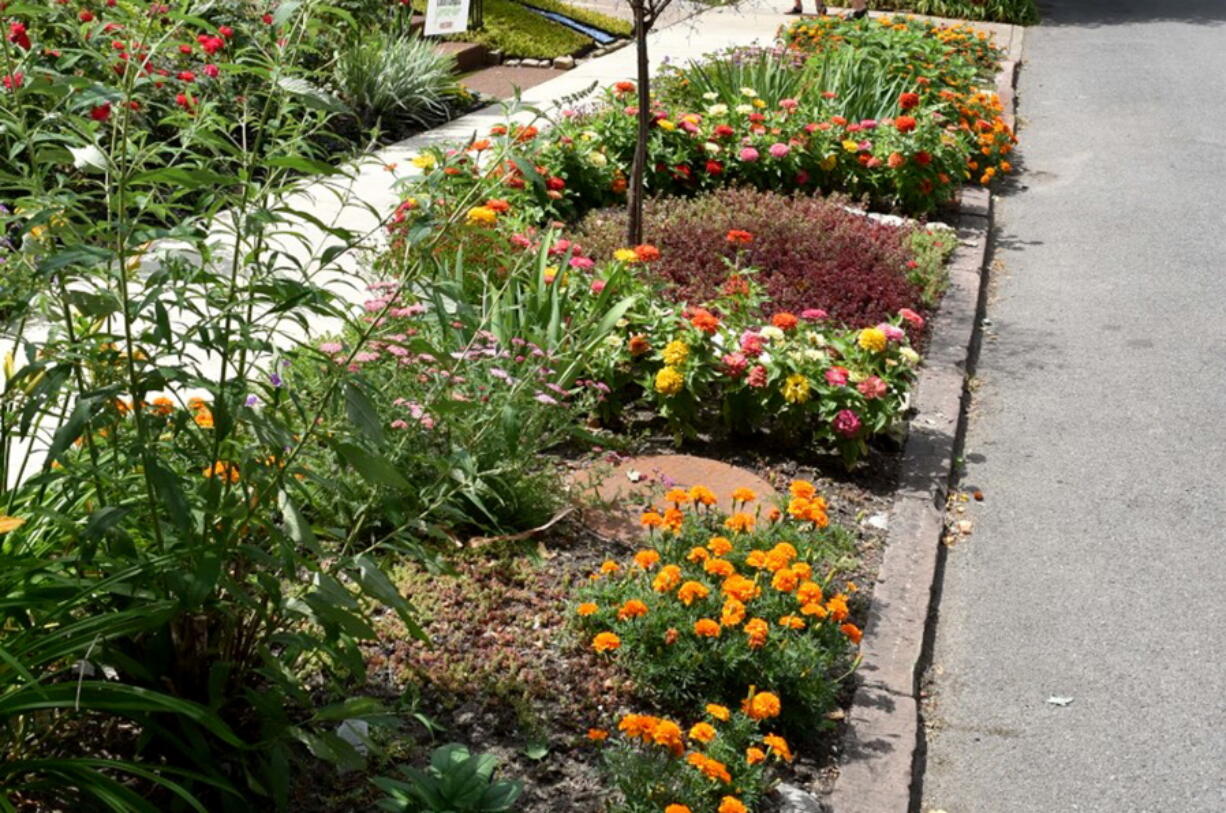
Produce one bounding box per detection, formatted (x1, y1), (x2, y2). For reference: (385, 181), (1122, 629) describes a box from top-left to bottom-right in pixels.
(424, 0), (472, 36)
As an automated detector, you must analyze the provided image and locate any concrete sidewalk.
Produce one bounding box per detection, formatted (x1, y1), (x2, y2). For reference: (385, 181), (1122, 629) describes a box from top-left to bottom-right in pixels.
(922, 2), (1226, 811)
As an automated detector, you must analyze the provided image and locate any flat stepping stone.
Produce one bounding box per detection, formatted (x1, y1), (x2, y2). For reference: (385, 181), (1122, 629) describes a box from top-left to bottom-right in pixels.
(573, 454), (777, 544)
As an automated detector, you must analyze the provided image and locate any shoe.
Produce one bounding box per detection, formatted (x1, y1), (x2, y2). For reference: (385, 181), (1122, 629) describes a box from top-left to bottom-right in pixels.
(785, 6), (803, 13)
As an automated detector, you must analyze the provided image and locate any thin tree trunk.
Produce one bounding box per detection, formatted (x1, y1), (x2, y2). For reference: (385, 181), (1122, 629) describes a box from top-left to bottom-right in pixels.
(627, 3), (650, 246)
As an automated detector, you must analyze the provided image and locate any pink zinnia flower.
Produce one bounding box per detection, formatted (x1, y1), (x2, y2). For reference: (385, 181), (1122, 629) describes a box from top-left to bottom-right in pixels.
(747, 365), (768, 388)
(801, 308), (827, 320)
(832, 409), (861, 437)
(857, 376), (887, 399)
(740, 331), (765, 358)
(878, 323), (905, 343)
(769, 142), (790, 158)
(825, 366), (849, 386)
(570, 256), (595, 270)
(740, 147), (760, 162)
(780, 98), (798, 110)
(899, 308), (925, 330)
(722, 352), (749, 379)
(590, 279), (607, 294)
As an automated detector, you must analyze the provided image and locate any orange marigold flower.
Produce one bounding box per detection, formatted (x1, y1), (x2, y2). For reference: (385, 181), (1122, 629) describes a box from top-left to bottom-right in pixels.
(707, 535), (733, 555)
(577, 602), (598, 616)
(634, 549), (661, 569)
(688, 546), (711, 563)
(746, 746), (767, 765)
(687, 753), (732, 784)
(634, 243), (661, 262)
(744, 617), (769, 649)
(706, 703), (731, 721)
(665, 806), (693, 813)
(826, 593), (850, 621)
(788, 480), (816, 499)
(797, 580), (823, 605)
(771, 567), (800, 593)
(730, 487), (757, 503)
(779, 614), (806, 630)
(664, 627), (680, 644)
(689, 722), (718, 743)
(724, 512), (755, 533)
(628, 334), (651, 356)
(744, 689), (781, 720)
(618, 713), (657, 740)
(722, 574), (760, 602)
(745, 550), (768, 569)
(801, 602), (828, 618)
(587, 727), (609, 741)
(652, 719), (685, 755)
(653, 564), (682, 592)
(721, 598), (746, 627)
(717, 796), (747, 813)
(662, 507), (685, 533)
(694, 618), (721, 638)
(664, 488), (692, 505)
(592, 632), (621, 653)
(840, 622), (863, 644)
(600, 559), (620, 574)
(792, 562), (813, 580)
(771, 312), (798, 331)
(726, 229), (753, 244)
(689, 485), (717, 505)
(703, 553), (733, 574)
(767, 506), (782, 523)
(641, 511), (664, 529)
(763, 733), (793, 762)
(193, 407), (215, 429)
(677, 581), (710, 606)
(618, 599), (649, 620)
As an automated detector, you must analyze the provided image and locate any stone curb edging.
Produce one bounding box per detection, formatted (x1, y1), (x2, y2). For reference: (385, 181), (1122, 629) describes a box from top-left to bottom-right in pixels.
(822, 23), (1025, 813)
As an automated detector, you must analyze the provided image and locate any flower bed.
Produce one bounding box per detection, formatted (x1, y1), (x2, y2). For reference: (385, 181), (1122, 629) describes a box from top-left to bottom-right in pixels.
(861, 0), (1038, 25)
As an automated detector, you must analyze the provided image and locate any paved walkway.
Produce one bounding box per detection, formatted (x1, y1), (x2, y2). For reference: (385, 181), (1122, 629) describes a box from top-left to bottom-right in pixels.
(923, 3), (1226, 811)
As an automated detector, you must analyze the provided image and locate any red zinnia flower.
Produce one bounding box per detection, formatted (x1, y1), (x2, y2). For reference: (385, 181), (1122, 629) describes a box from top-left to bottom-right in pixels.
(705, 159), (724, 175)
(899, 92), (920, 110)
(771, 312), (798, 331)
(634, 244), (661, 263)
(895, 115), (917, 133)
(8, 22), (31, 50)
(726, 229), (753, 245)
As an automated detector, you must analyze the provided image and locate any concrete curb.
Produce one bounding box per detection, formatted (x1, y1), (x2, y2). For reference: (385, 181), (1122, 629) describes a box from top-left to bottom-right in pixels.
(823, 21), (1026, 813)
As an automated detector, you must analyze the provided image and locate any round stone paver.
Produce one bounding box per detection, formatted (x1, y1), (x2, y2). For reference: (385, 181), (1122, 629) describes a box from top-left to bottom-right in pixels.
(573, 454), (777, 544)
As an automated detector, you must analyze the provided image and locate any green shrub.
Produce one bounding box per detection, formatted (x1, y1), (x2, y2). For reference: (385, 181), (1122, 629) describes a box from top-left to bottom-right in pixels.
(333, 32), (462, 132)
(865, 0), (1039, 25)
(373, 744), (523, 812)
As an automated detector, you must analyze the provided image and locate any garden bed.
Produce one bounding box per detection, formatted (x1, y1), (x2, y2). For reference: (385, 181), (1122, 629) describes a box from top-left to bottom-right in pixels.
(0, 7), (1020, 813)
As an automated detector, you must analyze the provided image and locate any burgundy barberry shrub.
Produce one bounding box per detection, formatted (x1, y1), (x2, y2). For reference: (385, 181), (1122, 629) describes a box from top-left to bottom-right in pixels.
(578, 188), (925, 328)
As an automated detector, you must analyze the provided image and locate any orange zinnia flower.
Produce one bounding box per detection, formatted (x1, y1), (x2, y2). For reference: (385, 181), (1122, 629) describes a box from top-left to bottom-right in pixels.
(770, 312), (798, 331)
(628, 334), (651, 356)
(689, 308), (720, 334)
(634, 244), (661, 262)
(725, 229), (753, 244)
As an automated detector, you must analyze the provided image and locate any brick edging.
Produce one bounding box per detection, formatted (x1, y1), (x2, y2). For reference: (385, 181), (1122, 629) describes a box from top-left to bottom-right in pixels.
(823, 23), (1025, 813)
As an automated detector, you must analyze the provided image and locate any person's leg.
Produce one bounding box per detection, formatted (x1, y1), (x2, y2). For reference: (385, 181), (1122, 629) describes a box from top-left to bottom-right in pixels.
(848, 0), (868, 18)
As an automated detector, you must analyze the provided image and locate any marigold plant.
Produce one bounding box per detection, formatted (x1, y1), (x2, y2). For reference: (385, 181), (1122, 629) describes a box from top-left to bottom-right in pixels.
(575, 485), (862, 733)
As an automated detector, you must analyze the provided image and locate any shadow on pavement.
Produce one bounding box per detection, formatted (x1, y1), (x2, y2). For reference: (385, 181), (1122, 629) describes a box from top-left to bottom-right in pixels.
(1037, 0), (1226, 26)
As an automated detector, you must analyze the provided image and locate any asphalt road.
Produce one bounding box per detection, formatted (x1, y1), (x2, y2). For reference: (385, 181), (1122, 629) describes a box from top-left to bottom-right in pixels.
(922, 2), (1226, 811)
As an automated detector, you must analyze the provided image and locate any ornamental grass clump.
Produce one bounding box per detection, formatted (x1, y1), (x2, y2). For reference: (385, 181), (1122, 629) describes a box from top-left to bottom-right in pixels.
(574, 483), (863, 734)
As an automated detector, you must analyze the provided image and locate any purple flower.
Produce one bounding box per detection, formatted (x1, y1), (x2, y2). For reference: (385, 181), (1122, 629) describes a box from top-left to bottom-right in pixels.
(245, 394), (260, 407)
(269, 372), (283, 387)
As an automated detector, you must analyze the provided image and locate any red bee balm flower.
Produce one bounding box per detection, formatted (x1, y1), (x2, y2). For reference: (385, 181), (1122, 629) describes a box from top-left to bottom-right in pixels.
(894, 115), (917, 133)
(89, 103), (112, 121)
(8, 22), (31, 50)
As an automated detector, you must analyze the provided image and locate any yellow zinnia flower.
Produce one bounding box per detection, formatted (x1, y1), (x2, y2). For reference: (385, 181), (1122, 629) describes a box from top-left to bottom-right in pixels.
(655, 366), (684, 396)
(781, 373), (811, 404)
(857, 327), (888, 352)
(661, 340), (689, 366)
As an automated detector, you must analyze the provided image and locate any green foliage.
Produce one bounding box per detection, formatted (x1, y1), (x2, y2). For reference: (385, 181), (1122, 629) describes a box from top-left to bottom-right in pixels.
(517, 0), (633, 38)
(865, 0), (1039, 25)
(372, 744), (523, 812)
(451, 0), (592, 59)
(333, 32), (463, 132)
